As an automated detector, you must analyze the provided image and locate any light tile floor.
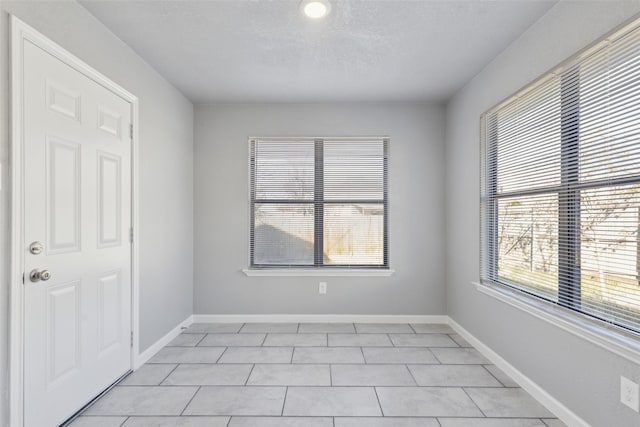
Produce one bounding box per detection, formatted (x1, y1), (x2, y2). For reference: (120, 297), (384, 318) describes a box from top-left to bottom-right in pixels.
(70, 323), (566, 427)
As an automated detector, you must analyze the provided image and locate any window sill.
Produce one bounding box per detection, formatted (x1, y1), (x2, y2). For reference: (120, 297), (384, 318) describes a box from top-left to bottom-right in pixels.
(243, 268), (395, 277)
(474, 281), (640, 365)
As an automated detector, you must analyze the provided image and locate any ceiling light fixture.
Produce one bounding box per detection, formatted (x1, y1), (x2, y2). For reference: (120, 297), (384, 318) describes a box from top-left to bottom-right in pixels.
(301, 0), (331, 19)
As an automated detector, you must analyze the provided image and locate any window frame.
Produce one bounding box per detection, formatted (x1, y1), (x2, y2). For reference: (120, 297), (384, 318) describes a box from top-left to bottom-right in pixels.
(480, 17), (640, 337)
(248, 136), (390, 271)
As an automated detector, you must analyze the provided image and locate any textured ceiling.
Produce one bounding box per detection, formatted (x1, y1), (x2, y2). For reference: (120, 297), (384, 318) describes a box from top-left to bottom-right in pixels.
(81, 0), (557, 103)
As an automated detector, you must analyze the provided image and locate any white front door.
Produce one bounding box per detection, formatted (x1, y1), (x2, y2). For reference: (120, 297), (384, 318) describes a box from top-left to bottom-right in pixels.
(22, 39), (132, 427)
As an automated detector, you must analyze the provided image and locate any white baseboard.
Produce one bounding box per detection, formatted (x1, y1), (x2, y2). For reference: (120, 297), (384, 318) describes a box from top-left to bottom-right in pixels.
(192, 314), (449, 324)
(134, 315), (193, 369)
(448, 318), (589, 427)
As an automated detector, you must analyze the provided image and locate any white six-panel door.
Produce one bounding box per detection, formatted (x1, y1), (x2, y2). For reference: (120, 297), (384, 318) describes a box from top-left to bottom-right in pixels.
(22, 39), (132, 427)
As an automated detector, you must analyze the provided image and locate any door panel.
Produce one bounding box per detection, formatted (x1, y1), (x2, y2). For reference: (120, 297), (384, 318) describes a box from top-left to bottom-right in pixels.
(97, 270), (122, 355)
(46, 281), (81, 387)
(22, 39), (132, 427)
(46, 80), (81, 121)
(97, 152), (122, 248)
(46, 137), (81, 254)
(97, 107), (122, 139)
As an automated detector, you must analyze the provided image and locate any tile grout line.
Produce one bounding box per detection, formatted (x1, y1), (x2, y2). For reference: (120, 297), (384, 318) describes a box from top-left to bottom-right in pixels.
(404, 364), (419, 386)
(110, 384), (520, 389)
(430, 347), (443, 364)
(117, 416), (128, 427)
(238, 323), (246, 333)
(373, 386), (385, 417)
(280, 386), (289, 416)
(179, 385), (201, 416)
(461, 386), (487, 417)
(387, 333), (395, 347)
(244, 363), (256, 386)
(481, 364), (508, 387)
(329, 363), (333, 386)
(215, 347), (228, 364)
(195, 333), (208, 347)
(261, 333), (268, 347)
(158, 363), (180, 385)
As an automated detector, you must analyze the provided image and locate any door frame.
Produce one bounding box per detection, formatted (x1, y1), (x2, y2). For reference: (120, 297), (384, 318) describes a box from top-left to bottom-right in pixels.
(9, 15), (140, 427)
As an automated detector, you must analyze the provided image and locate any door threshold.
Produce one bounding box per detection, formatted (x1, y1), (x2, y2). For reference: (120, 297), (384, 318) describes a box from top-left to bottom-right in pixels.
(59, 370), (132, 427)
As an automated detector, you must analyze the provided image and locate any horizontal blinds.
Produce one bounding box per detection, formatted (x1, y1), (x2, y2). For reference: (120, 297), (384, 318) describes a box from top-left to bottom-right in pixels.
(250, 138), (388, 268)
(254, 140), (315, 200)
(481, 18), (640, 333)
(323, 140), (387, 266)
(324, 141), (385, 200)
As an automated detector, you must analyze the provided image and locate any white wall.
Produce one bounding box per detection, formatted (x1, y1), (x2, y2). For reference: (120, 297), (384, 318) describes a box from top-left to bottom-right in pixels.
(194, 103), (445, 316)
(445, 2), (640, 426)
(0, 1), (194, 422)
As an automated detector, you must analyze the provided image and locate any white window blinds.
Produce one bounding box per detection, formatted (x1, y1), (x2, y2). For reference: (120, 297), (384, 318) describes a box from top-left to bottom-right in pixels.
(249, 137), (389, 269)
(481, 18), (640, 333)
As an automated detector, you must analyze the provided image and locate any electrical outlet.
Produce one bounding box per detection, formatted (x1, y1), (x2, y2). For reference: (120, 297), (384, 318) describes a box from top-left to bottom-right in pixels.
(319, 282), (327, 294)
(621, 376), (639, 412)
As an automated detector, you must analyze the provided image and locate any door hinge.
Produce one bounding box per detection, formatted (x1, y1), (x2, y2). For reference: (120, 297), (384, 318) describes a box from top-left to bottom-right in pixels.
(129, 124), (133, 139)
(129, 227), (134, 243)
(130, 331), (134, 347)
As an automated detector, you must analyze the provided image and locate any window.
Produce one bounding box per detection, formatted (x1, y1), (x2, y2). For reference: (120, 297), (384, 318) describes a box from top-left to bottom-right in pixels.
(249, 137), (389, 269)
(481, 19), (640, 333)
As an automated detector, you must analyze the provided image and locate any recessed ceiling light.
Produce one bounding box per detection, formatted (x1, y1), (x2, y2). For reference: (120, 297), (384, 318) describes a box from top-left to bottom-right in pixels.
(301, 0), (331, 19)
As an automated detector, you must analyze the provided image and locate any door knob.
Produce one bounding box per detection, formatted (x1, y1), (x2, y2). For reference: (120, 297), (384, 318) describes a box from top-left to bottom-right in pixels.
(29, 241), (44, 255)
(29, 269), (51, 283)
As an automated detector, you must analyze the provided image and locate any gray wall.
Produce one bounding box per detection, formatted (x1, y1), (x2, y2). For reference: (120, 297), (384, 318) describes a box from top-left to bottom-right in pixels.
(194, 103), (445, 315)
(0, 1), (194, 422)
(445, 2), (640, 426)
